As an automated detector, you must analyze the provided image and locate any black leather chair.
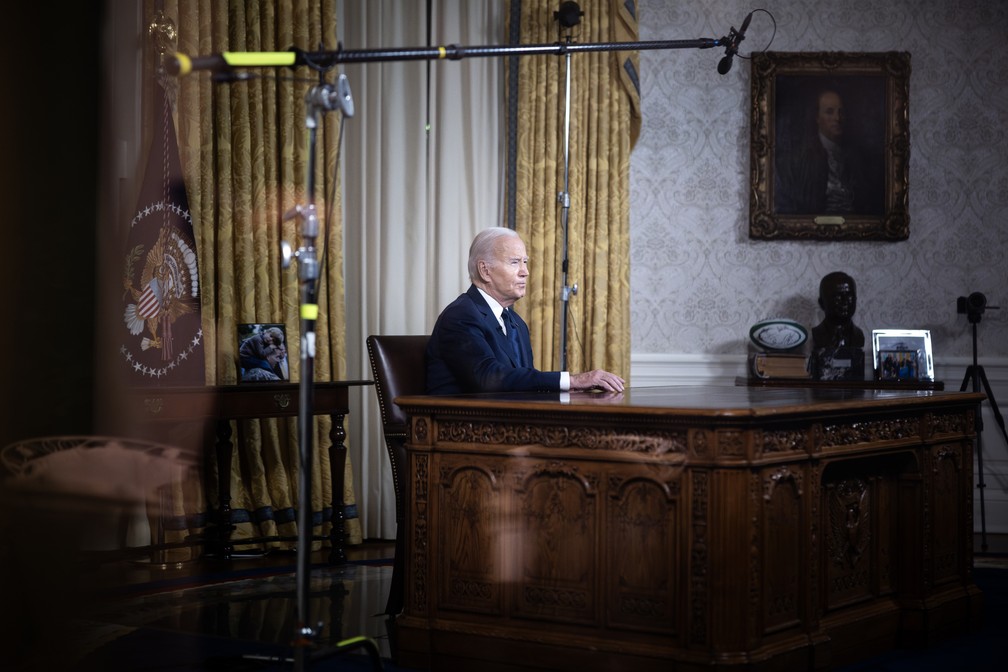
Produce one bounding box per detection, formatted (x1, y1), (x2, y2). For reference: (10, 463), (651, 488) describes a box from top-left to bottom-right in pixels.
(365, 334), (429, 616)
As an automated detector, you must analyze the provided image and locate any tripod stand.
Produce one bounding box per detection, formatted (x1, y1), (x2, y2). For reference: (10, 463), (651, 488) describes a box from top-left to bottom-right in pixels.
(958, 298), (1008, 554)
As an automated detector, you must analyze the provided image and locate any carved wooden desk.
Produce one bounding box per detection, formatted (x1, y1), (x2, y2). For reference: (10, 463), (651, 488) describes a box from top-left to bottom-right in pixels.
(393, 386), (984, 671)
(130, 381), (372, 562)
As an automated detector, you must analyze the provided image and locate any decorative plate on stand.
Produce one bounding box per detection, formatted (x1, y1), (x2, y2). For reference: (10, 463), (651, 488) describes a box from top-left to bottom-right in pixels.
(749, 319), (808, 351)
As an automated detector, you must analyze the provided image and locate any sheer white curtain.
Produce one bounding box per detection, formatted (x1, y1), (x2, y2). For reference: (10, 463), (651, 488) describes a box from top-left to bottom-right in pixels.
(339, 1), (505, 539)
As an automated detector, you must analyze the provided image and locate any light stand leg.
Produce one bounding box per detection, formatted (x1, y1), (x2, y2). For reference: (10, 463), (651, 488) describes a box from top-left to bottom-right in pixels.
(958, 319), (1008, 555)
(962, 363), (988, 554)
(977, 364), (1008, 447)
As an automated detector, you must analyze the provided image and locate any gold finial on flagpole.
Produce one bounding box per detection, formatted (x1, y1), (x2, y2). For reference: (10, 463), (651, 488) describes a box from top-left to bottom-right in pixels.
(148, 9), (178, 101)
(148, 10), (177, 58)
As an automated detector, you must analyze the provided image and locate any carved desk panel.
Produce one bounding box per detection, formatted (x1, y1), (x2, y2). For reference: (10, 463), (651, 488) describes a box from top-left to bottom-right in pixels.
(393, 386), (983, 671)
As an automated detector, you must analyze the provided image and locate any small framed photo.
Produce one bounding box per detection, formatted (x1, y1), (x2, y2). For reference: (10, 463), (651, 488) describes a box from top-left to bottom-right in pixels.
(237, 323), (290, 383)
(872, 329), (933, 382)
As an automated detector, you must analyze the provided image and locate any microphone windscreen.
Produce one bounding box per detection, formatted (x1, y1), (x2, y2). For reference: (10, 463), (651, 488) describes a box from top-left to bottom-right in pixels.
(740, 11), (753, 34)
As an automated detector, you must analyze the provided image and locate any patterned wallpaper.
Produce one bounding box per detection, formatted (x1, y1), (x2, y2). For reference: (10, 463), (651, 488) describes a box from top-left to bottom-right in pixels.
(630, 0), (1008, 360)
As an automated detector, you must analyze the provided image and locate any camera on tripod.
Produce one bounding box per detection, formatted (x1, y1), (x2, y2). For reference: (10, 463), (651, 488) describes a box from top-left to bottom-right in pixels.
(956, 289), (1007, 553)
(957, 291), (998, 324)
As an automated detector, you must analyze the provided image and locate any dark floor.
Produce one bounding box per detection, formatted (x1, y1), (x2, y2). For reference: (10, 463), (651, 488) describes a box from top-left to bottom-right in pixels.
(92, 538), (401, 656)
(11, 535), (1007, 671)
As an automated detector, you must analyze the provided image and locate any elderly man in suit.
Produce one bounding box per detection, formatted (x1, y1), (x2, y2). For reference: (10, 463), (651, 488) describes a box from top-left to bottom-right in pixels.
(426, 227), (624, 395)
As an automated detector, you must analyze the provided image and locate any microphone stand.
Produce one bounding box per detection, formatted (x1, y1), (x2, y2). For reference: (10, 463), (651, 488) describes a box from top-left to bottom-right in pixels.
(167, 34), (738, 378)
(280, 73), (355, 672)
(166, 37), (729, 78)
(557, 32), (576, 372)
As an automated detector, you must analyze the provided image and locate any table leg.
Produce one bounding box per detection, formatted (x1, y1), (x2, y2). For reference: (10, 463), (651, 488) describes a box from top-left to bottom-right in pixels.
(214, 417), (236, 560)
(328, 412), (348, 564)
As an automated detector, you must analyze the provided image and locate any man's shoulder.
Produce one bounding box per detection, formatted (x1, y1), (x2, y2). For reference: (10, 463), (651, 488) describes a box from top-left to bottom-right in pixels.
(443, 290), (477, 311)
(442, 286), (487, 313)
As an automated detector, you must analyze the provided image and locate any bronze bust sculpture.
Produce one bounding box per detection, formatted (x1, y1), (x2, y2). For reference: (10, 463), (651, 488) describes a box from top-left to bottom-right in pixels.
(811, 271), (865, 380)
(812, 271), (865, 350)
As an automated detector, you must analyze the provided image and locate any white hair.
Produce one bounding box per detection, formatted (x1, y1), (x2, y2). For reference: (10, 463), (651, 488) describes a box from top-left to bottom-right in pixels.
(467, 227), (519, 282)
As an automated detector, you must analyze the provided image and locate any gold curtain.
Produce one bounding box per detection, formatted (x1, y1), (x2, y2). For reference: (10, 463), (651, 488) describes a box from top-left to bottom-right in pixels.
(506, 0), (639, 378)
(150, 0), (360, 549)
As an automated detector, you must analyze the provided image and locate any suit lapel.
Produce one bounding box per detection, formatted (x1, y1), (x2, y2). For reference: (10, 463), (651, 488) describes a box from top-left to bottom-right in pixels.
(467, 285), (522, 367)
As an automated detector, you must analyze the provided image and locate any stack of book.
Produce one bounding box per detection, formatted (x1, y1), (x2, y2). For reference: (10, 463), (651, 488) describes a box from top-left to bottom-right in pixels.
(747, 318), (811, 380)
(749, 351), (811, 380)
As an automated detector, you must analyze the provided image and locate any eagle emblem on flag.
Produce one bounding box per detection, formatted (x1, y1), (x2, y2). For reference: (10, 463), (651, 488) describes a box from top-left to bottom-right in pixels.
(122, 213), (200, 359)
(119, 75), (205, 385)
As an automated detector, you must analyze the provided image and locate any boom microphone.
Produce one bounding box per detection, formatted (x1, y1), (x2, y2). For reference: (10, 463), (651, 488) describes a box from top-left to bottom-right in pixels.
(165, 50), (299, 76)
(717, 11), (753, 75)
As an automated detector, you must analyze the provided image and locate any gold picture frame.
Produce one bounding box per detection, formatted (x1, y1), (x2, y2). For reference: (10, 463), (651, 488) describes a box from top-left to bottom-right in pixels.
(749, 51), (911, 241)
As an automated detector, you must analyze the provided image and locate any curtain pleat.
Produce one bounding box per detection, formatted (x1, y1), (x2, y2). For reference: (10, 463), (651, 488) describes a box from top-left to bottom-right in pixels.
(156, 0), (361, 554)
(507, 0), (635, 378)
(342, 0), (505, 540)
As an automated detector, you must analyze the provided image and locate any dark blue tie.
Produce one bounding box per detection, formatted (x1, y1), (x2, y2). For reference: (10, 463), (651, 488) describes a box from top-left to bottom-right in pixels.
(504, 309), (523, 366)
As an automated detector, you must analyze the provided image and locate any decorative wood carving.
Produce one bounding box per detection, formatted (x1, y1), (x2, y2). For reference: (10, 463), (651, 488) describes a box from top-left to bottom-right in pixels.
(396, 388), (982, 671)
(411, 453), (429, 614)
(689, 470), (709, 645)
(827, 478), (871, 569)
(748, 473), (761, 638)
(762, 428), (807, 454)
(930, 442), (965, 581)
(440, 463), (502, 614)
(930, 411), (967, 438)
(821, 416), (918, 446)
(808, 462), (822, 623)
(514, 464), (596, 623)
(763, 467), (804, 501)
(692, 429), (710, 456)
(438, 420), (686, 454)
(717, 429), (746, 456)
(413, 416), (429, 444)
(608, 475), (680, 632)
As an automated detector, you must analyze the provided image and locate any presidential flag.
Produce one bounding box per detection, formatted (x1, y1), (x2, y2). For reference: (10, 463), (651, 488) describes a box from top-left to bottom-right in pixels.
(119, 77), (205, 386)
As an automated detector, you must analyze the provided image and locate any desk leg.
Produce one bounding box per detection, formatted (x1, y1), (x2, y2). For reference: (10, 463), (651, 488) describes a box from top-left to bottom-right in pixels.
(214, 418), (236, 560)
(328, 412), (348, 564)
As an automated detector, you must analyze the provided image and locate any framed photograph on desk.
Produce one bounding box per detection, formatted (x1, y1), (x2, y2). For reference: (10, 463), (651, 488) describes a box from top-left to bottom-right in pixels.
(237, 323), (290, 383)
(872, 329), (934, 382)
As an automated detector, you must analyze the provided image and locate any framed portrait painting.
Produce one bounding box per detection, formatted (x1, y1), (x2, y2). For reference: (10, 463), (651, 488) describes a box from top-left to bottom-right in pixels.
(749, 51), (911, 241)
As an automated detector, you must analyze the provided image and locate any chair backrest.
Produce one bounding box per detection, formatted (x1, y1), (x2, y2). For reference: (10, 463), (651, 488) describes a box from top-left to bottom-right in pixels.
(366, 335), (430, 435)
(365, 334), (429, 618)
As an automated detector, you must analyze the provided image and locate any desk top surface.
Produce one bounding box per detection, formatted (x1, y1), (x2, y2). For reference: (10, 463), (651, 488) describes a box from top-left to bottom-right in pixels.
(396, 384), (983, 419)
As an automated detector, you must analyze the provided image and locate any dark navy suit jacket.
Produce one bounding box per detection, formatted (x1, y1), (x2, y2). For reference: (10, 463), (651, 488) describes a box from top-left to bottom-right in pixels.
(426, 285), (560, 394)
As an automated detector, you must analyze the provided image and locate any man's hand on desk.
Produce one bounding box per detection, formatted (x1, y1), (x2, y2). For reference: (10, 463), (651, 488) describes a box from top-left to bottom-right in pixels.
(570, 369), (626, 393)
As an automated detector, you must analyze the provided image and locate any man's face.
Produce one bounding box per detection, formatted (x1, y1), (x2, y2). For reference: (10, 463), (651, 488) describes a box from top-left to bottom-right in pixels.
(481, 236), (529, 308)
(816, 91), (844, 143)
